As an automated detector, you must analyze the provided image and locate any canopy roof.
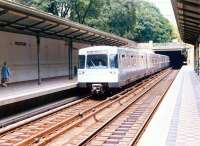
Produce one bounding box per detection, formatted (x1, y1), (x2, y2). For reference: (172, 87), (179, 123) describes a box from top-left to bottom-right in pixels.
(0, 0), (132, 46)
(172, 0), (200, 45)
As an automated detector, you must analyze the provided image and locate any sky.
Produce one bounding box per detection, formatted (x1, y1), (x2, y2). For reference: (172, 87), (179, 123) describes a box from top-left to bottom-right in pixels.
(147, 0), (177, 26)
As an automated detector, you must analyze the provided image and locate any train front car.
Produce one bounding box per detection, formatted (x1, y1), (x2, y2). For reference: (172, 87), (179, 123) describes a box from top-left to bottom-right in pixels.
(78, 46), (119, 95)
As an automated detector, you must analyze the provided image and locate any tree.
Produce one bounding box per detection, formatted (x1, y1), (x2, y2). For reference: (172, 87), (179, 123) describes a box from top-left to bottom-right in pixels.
(23, 0), (104, 24)
(107, 0), (136, 38)
(46, 0), (100, 24)
(15, 0), (100, 24)
(15, 0), (176, 42)
(46, 0), (72, 18)
(133, 1), (176, 42)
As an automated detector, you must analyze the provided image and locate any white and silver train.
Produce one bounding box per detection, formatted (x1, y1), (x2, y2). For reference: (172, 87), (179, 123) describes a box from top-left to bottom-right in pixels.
(78, 46), (169, 94)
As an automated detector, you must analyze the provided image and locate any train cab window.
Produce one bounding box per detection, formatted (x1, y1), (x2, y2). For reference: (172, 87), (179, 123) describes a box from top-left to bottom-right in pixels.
(78, 55), (85, 69)
(87, 54), (108, 69)
(110, 54), (118, 68)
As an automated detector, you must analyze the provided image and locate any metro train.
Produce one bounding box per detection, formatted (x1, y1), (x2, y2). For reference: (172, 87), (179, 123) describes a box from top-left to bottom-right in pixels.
(78, 46), (170, 95)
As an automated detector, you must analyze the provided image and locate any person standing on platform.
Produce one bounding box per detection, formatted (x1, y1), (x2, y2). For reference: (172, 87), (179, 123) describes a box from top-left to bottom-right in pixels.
(1, 62), (11, 87)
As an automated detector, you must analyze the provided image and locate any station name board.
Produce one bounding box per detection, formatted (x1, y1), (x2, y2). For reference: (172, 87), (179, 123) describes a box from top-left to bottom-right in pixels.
(87, 50), (107, 54)
(15, 42), (27, 46)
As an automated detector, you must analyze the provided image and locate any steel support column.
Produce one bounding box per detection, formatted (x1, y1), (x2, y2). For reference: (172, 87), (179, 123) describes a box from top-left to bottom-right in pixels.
(36, 35), (41, 85)
(194, 42), (200, 75)
(196, 44), (198, 74)
(194, 45), (196, 72)
(198, 42), (200, 75)
(68, 39), (73, 79)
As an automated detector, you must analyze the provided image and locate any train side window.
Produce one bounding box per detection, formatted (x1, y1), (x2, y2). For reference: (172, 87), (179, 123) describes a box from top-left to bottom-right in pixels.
(134, 57), (136, 66)
(110, 54), (118, 68)
(78, 55), (85, 69)
(141, 56), (143, 64)
(122, 55), (125, 58)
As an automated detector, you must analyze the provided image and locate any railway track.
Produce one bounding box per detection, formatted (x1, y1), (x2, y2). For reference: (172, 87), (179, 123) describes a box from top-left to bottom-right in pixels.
(0, 69), (176, 146)
(0, 96), (83, 128)
(75, 70), (178, 146)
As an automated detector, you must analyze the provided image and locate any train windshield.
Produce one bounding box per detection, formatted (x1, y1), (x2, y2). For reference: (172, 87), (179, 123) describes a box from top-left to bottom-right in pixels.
(78, 55), (85, 69)
(110, 54), (118, 68)
(87, 54), (108, 69)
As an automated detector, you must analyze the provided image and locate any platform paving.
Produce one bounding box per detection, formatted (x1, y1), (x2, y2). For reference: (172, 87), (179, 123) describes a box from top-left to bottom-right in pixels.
(0, 77), (77, 106)
(137, 66), (200, 146)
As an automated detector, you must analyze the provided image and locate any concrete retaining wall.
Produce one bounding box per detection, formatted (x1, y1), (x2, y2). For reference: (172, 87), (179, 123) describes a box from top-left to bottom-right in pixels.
(0, 31), (90, 83)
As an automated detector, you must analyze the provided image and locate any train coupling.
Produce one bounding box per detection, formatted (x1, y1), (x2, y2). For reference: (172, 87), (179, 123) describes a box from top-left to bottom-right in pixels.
(91, 84), (104, 95)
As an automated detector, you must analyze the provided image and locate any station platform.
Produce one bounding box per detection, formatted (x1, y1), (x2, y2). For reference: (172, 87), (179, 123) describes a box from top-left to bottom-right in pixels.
(137, 66), (200, 146)
(0, 77), (77, 106)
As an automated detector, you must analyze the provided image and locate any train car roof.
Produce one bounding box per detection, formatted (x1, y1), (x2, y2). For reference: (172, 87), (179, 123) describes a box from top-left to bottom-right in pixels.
(78, 46), (169, 58)
(79, 46), (150, 53)
(79, 46), (118, 51)
(79, 46), (119, 54)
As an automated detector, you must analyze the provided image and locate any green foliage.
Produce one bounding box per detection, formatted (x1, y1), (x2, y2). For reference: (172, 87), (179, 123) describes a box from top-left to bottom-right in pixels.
(107, 0), (136, 38)
(15, 0), (176, 43)
(133, 0), (176, 42)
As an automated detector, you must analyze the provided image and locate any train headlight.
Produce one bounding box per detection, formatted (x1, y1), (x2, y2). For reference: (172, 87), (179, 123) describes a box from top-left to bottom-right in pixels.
(110, 71), (116, 74)
(78, 71), (85, 75)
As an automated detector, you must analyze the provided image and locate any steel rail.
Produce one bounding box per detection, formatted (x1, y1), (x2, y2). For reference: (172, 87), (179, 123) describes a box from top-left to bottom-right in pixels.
(0, 69), (170, 146)
(17, 73), (163, 146)
(0, 96), (91, 134)
(0, 96), (85, 128)
(129, 70), (178, 146)
(72, 69), (173, 146)
(35, 69), (171, 146)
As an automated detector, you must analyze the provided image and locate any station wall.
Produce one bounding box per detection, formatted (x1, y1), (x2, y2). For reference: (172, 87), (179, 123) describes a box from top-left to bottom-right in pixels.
(0, 31), (90, 83)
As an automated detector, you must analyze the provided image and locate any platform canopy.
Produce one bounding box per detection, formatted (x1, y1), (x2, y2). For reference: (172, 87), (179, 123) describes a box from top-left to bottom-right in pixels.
(172, 0), (200, 45)
(0, 0), (132, 46)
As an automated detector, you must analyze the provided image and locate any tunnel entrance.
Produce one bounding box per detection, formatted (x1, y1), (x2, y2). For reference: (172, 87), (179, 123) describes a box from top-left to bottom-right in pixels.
(155, 51), (187, 69)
